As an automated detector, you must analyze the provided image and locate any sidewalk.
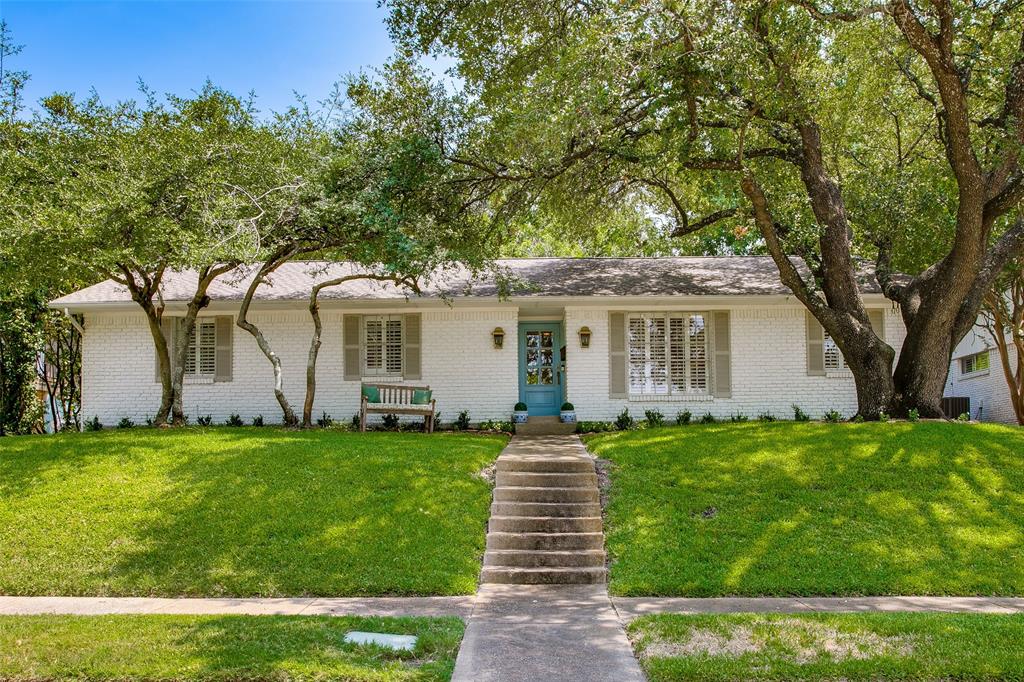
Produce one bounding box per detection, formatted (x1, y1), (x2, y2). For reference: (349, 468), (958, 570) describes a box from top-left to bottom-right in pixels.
(2, 593), (1020, 618)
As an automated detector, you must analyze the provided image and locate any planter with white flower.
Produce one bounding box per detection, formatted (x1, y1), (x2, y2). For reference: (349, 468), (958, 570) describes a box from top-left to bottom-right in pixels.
(560, 402), (576, 424)
(513, 402), (529, 424)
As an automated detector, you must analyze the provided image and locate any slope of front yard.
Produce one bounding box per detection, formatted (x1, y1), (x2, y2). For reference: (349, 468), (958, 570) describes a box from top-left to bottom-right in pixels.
(585, 422), (1024, 596)
(0, 614), (463, 681)
(629, 612), (1024, 681)
(0, 428), (506, 597)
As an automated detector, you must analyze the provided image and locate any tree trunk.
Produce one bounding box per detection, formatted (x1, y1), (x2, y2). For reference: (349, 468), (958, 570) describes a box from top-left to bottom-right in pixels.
(169, 264), (237, 425)
(116, 264), (173, 425)
(237, 250), (300, 427)
(303, 273), (414, 428)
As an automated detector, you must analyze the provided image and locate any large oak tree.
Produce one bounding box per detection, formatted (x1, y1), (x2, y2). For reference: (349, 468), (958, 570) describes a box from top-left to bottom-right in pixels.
(385, 0), (1024, 417)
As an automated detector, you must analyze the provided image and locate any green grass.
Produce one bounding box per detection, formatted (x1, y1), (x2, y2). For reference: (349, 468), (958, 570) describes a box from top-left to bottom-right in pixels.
(0, 428), (506, 596)
(585, 422), (1024, 596)
(0, 614), (462, 681)
(629, 612), (1024, 681)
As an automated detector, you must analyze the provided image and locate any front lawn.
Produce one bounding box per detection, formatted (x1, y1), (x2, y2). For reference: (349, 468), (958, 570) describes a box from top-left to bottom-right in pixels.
(0, 428), (505, 596)
(0, 614), (462, 681)
(586, 422), (1024, 596)
(629, 612), (1024, 681)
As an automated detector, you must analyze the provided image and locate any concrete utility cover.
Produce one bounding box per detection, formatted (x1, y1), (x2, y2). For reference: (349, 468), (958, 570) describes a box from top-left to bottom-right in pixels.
(344, 631), (418, 651)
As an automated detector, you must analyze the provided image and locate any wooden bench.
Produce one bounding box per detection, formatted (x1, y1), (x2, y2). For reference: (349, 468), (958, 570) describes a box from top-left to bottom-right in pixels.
(360, 382), (436, 433)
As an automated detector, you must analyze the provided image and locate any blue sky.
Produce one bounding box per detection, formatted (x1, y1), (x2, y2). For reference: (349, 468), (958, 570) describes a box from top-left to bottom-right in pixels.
(1, 0), (407, 114)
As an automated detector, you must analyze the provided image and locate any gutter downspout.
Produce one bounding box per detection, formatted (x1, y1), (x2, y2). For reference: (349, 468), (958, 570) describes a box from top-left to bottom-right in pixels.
(62, 308), (85, 335)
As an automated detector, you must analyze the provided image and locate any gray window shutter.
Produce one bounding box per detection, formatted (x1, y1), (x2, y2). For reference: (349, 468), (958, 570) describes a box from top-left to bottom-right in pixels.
(343, 314), (362, 381)
(868, 309), (885, 340)
(806, 311), (826, 376)
(214, 316), (233, 382)
(403, 313), (422, 380)
(608, 312), (626, 398)
(712, 311), (731, 398)
(155, 317), (177, 382)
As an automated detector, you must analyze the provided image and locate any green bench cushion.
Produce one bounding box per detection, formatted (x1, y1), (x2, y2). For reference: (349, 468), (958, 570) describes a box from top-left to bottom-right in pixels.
(412, 389), (432, 405)
(361, 385), (381, 404)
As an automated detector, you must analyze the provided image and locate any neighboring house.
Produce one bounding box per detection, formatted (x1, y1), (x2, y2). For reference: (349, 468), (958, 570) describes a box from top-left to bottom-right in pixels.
(51, 257), (907, 426)
(944, 321), (1018, 424)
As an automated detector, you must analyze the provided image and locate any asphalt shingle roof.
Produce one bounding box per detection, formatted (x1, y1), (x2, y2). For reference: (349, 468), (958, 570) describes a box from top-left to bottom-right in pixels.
(51, 257), (884, 307)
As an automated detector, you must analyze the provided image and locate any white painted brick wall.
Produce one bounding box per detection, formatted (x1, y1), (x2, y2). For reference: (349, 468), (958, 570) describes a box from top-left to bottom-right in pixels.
(82, 307), (519, 426)
(565, 305), (906, 421)
(82, 302), (910, 425)
(944, 343), (1018, 424)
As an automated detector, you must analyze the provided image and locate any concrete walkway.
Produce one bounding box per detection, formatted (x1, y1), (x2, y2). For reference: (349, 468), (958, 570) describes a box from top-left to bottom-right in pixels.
(451, 585), (645, 682)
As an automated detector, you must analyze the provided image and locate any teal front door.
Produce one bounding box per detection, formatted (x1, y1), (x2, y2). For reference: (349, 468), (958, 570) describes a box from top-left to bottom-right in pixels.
(518, 322), (562, 416)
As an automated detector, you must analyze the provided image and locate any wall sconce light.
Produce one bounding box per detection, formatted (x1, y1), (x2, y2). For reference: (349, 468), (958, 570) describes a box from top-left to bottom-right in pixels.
(579, 326), (592, 349)
(492, 327), (505, 349)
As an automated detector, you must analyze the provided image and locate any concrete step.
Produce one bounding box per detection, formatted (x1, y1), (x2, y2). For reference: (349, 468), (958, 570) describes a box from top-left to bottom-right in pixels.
(480, 566), (607, 585)
(490, 501), (602, 518)
(495, 471), (598, 488)
(486, 532), (605, 551)
(515, 417), (577, 436)
(497, 456), (594, 474)
(489, 515), (603, 533)
(484, 549), (606, 568)
(493, 486), (599, 504)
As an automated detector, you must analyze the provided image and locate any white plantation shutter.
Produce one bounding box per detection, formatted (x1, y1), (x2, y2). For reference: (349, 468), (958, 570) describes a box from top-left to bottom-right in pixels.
(362, 315), (404, 377)
(626, 313), (711, 396)
(214, 316), (233, 382)
(403, 313), (422, 380)
(711, 311), (730, 398)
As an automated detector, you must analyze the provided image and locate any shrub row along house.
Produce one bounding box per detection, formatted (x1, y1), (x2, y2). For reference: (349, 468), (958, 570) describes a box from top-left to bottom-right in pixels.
(49, 257), (939, 426)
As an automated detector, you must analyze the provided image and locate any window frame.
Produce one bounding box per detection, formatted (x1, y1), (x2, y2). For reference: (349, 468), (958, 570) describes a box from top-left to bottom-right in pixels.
(184, 320), (217, 377)
(626, 312), (710, 397)
(362, 314), (404, 378)
(959, 350), (991, 377)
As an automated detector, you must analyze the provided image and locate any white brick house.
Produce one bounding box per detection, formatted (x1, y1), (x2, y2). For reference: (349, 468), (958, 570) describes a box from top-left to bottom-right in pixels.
(52, 257), (909, 426)
(944, 321), (1019, 424)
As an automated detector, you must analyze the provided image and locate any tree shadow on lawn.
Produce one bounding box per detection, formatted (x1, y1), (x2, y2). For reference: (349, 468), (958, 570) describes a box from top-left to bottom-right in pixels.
(103, 430), (499, 597)
(595, 422), (1024, 596)
(1, 428), (502, 597)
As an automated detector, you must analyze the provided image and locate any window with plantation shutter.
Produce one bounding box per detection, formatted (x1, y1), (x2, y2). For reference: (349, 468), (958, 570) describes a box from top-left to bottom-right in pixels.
(363, 315), (404, 377)
(185, 321), (217, 376)
(627, 313), (709, 396)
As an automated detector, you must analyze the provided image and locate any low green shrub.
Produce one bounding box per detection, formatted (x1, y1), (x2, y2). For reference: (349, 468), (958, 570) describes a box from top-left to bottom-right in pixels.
(454, 410), (471, 431)
(908, 408), (920, 422)
(226, 414), (244, 427)
(958, 412), (971, 422)
(644, 409), (665, 427)
(853, 414), (865, 423)
(576, 421), (616, 433)
(792, 404), (810, 422)
(699, 412), (716, 424)
(757, 411), (776, 422)
(479, 419), (514, 432)
(730, 413), (749, 423)
(676, 410), (692, 426)
(381, 413), (400, 430)
(350, 414), (360, 429)
(252, 415), (264, 427)
(823, 409), (842, 423)
(85, 416), (103, 432)
(196, 415), (213, 427)
(117, 417), (134, 429)
(879, 411), (890, 422)
(615, 408), (636, 431)
(317, 412), (333, 428)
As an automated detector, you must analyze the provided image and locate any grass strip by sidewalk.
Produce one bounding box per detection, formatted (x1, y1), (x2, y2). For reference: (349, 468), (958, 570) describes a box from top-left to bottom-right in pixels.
(0, 614), (463, 681)
(586, 421), (1024, 596)
(629, 612), (1024, 681)
(0, 428), (506, 597)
